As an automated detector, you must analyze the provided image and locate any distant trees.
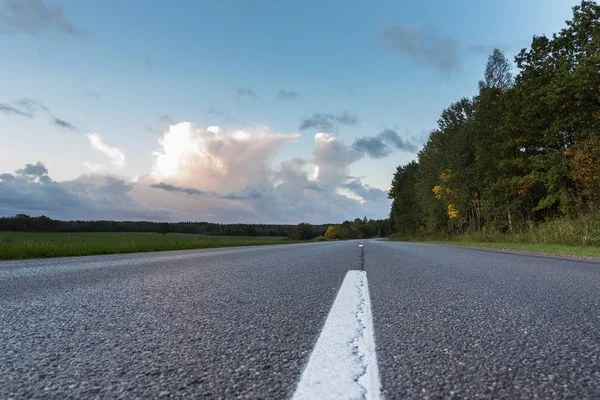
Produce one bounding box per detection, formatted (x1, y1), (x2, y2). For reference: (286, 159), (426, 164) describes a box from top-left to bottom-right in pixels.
(322, 218), (391, 240)
(0, 215), (329, 237)
(288, 223), (321, 240)
(0, 214), (393, 241)
(388, 1), (600, 237)
(244, 225), (257, 238)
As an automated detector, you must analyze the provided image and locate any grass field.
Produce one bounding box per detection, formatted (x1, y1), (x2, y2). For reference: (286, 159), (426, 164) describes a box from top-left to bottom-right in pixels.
(0, 231), (294, 260)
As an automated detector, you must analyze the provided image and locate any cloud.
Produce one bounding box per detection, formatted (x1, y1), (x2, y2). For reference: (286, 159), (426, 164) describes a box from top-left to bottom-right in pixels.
(0, 123), (396, 223)
(313, 132), (362, 188)
(0, 173), (15, 182)
(15, 97), (48, 112)
(52, 116), (78, 131)
(277, 89), (299, 100)
(0, 103), (32, 118)
(236, 87), (258, 98)
(152, 123), (297, 193)
(160, 115), (176, 125)
(151, 182), (262, 200)
(82, 162), (101, 173)
(352, 136), (390, 158)
(150, 182), (212, 196)
(378, 129), (417, 151)
(145, 123), (391, 222)
(87, 133), (125, 167)
(339, 180), (388, 203)
(382, 25), (462, 73)
(299, 111), (359, 132)
(352, 129), (418, 158)
(0, 98), (52, 119)
(15, 161), (48, 177)
(85, 91), (100, 99)
(0, 0), (85, 37)
(1, 99), (80, 135)
(0, 166), (169, 220)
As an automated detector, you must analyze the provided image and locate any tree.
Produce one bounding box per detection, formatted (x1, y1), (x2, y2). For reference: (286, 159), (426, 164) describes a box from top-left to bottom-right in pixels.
(289, 223), (315, 240)
(389, 162), (421, 234)
(325, 225), (341, 240)
(481, 48), (514, 92)
(244, 225), (257, 238)
(157, 223), (170, 236)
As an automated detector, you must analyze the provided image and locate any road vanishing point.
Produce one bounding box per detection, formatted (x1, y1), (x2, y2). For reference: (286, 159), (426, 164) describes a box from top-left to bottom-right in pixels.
(1, 240), (599, 399)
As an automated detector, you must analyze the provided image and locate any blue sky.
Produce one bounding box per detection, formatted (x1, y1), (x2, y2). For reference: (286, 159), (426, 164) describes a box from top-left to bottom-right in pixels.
(0, 0), (581, 223)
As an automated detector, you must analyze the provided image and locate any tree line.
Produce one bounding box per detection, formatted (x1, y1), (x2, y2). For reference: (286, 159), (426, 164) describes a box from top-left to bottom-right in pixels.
(0, 214), (392, 240)
(389, 1), (600, 237)
(0, 214), (324, 237)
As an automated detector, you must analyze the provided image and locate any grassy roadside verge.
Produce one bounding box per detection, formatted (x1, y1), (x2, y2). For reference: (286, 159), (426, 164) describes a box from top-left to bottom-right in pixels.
(0, 231), (302, 261)
(387, 238), (600, 259)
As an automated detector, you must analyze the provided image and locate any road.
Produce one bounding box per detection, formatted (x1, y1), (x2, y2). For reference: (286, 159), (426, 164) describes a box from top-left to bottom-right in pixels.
(1, 240), (599, 398)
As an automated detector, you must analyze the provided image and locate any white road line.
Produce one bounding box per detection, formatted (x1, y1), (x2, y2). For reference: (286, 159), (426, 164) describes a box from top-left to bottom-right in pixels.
(292, 270), (381, 400)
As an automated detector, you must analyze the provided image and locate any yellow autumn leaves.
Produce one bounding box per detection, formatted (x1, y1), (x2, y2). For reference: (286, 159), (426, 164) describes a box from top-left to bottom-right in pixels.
(432, 169), (459, 220)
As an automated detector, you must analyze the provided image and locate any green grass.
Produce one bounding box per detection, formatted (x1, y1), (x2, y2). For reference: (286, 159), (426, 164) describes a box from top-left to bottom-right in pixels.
(0, 231), (296, 260)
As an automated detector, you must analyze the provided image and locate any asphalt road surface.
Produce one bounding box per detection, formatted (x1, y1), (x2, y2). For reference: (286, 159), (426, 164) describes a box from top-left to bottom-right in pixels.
(1, 240), (599, 399)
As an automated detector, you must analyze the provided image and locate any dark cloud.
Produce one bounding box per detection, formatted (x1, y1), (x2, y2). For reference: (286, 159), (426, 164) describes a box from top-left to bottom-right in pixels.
(0, 164), (170, 220)
(0, 0), (85, 37)
(151, 182), (262, 201)
(378, 129), (418, 152)
(352, 136), (390, 158)
(299, 111), (359, 132)
(52, 116), (77, 131)
(16, 97), (48, 112)
(382, 25), (461, 73)
(352, 129), (418, 159)
(0, 173), (15, 182)
(151, 182), (212, 196)
(277, 89), (299, 100)
(339, 180), (388, 202)
(0, 103), (32, 117)
(236, 87), (258, 98)
(15, 161), (48, 177)
(0, 99), (76, 136)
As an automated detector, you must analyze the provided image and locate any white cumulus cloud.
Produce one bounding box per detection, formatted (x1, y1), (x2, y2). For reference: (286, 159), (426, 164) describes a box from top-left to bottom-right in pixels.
(87, 133), (126, 167)
(152, 122), (299, 193)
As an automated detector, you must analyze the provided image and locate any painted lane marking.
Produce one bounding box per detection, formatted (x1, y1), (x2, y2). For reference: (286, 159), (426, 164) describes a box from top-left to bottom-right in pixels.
(292, 270), (381, 400)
